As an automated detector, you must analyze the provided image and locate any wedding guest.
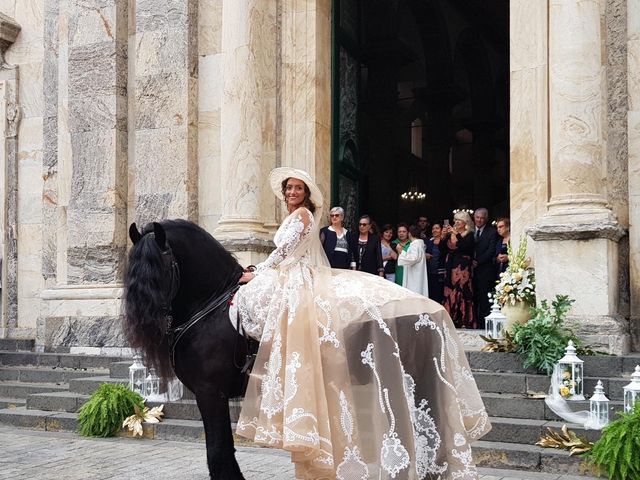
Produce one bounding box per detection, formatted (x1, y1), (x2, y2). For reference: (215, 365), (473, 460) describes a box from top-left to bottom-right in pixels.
(441, 211), (475, 328)
(495, 217), (511, 274)
(380, 224), (397, 282)
(473, 207), (498, 328)
(426, 222), (445, 303)
(417, 215), (430, 241)
(392, 223), (411, 286)
(397, 225), (429, 297)
(319, 206), (352, 269)
(350, 215), (384, 276)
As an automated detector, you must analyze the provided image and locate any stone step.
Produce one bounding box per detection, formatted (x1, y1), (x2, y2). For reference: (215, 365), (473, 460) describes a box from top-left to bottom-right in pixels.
(0, 406), (601, 477)
(0, 397), (25, 409)
(0, 380), (68, 399)
(473, 440), (600, 477)
(467, 351), (640, 376)
(68, 375), (196, 400)
(0, 339), (35, 351)
(474, 371), (629, 400)
(0, 351), (127, 369)
(110, 360), (132, 379)
(484, 417), (601, 446)
(0, 406), (78, 431)
(68, 375), (127, 395)
(481, 392), (624, 421)
(0, 365), (108, 383)
(0, 406), (206, 442)
(26, 388), (242, 422)
(26, 391), (89, 413)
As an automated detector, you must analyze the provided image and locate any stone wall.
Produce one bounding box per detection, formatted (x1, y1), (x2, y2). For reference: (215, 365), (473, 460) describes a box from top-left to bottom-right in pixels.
(2, 0), (44, 339)
(628, 0), (640, 350)
(0, 0), (637, 353)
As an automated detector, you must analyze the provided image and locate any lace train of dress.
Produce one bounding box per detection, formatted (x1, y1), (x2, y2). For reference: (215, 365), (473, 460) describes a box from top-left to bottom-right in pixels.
(235, 208), (491, 480)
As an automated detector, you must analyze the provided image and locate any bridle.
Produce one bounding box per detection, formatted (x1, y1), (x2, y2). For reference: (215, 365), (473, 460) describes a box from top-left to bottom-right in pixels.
(155, 237), (253, 373)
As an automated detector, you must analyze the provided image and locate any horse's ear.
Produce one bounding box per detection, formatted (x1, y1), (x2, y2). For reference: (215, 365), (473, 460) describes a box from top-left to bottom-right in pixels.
(153, 222), (167, 250)
(129, 223), (143, 245)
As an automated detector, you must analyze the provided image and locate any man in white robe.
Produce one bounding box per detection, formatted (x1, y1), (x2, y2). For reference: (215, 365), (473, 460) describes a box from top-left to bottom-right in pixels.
(397, 224), (429, 297)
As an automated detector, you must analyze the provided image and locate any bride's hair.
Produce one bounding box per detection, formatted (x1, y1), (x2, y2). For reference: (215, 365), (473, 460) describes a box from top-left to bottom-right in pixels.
(281, 178), (316, 213)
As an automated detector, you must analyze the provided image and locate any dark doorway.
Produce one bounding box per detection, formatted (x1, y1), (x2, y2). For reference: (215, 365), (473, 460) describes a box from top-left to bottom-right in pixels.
(332, 0), (510, 230)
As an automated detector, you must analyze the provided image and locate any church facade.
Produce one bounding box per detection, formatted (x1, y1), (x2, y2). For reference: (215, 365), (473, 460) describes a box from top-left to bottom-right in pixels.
(0, 0), (637, 354)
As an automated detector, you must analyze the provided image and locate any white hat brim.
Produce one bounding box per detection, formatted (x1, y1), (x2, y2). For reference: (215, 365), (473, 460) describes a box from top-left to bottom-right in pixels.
(269, 167), (324, 208)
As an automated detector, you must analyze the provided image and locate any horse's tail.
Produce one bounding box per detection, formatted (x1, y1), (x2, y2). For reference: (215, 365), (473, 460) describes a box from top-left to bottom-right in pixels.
(123, 234), (174, 380)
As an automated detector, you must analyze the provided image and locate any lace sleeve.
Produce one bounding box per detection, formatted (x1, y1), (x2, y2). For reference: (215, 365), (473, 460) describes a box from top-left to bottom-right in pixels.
(255, 208), (313, 272)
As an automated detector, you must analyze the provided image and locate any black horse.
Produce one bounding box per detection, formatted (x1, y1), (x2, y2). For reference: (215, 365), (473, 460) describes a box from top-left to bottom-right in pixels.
(123, 220), (256, 479)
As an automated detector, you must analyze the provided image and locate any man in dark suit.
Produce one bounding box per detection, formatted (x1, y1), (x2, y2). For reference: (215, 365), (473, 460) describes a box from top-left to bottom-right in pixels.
(349, 215), (385, 276)
(473, 208), (498, 328)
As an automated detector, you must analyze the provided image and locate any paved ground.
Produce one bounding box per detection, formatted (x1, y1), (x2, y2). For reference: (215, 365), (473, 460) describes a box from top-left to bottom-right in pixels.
(0, 425), (602, 480)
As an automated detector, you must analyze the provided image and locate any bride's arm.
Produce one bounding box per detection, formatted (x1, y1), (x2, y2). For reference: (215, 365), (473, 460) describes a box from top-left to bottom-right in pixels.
(254, 208), (313, 273)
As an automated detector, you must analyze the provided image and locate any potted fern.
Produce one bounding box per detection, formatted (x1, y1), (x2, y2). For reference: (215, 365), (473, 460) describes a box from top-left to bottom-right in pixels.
(588, 401), (640, 479)
(77, 383), (145, 437)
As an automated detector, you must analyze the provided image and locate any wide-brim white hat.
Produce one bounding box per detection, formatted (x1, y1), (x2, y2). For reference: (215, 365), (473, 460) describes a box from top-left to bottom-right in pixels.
(269, 167), (324, 208)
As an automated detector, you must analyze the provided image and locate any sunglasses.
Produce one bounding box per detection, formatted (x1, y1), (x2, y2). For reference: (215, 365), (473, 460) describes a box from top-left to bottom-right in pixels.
(359, 223), (369, 227)
(330, 214), (341, 217)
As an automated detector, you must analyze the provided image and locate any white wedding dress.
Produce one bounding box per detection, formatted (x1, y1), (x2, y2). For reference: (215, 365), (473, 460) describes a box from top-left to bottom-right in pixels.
(235, 207), (490, 480)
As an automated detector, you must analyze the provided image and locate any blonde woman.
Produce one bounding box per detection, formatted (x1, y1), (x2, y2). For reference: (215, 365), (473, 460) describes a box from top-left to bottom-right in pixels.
(441, 211), (475, 328)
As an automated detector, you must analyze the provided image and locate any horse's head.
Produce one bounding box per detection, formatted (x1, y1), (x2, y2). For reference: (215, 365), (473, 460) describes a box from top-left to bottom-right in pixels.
(129, 222), (179, 307)
(123, 220), (243, 379)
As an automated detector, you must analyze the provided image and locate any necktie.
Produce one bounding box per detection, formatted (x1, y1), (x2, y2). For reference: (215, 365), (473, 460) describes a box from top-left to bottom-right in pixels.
(475, 229), (481, 240)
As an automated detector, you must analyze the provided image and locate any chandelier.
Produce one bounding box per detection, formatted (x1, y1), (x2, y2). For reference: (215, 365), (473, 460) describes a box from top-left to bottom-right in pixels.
(452, 208), (474, 216)
(400, 186), (426, 202)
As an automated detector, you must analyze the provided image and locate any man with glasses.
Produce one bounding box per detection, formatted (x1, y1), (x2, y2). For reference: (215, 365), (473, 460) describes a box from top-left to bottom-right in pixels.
(349, 215), (384, 276)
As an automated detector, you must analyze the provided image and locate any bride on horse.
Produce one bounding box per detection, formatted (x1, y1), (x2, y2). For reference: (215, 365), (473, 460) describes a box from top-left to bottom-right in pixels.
(233, 167), (491, 479)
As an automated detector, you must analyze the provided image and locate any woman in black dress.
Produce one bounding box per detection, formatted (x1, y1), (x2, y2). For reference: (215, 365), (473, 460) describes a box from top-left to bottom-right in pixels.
(349, 214), (384, 276)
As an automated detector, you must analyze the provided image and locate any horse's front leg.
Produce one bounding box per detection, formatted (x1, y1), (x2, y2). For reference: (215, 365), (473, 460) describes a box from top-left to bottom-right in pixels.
(195, 391), (244, 480)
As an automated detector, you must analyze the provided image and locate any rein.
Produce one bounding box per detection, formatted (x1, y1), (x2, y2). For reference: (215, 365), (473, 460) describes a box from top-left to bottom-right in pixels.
(166, 284), (240, 370)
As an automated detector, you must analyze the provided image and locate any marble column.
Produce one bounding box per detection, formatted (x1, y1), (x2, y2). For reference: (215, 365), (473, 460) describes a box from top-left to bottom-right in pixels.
(0, 12), (20, 337)
(545, 0), (611, 221)
(280, 0), (332, 208)
(133, 0), (198, 225)
(508, 0), (548, 241)
(628, 0), (640, 349)
(66, 0), (128, 285)
(214, 0), (275, 265)
(37, 0), (129, 353)
(528, 0), (628, 353)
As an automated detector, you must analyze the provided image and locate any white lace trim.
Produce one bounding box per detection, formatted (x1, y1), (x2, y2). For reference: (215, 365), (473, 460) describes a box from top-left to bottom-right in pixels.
(260, 333), (284, 419)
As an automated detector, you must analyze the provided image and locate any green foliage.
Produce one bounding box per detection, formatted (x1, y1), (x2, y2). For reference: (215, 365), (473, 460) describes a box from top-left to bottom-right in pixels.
(588, 402), (640, 480)
(512, 295), (581, 375)
(77, 383), (144, 437)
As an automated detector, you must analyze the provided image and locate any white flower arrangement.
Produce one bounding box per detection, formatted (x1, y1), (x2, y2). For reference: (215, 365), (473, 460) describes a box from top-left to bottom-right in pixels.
(492, 237), (536, 306)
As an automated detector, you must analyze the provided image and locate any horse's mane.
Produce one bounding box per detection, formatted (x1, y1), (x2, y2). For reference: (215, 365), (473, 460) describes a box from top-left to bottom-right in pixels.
(123, 220), (242, 380)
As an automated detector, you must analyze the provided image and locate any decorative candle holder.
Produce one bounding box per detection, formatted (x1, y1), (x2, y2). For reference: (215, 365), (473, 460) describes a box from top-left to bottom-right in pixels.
(556, 340), (584, 401)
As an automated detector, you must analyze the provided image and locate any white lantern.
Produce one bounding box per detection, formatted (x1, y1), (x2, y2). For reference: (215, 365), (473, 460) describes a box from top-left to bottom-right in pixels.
(145, 367), (160, 398)
(623, 365), (640, 413)
(485, 300), (506, 339)
(128, 354), (147, 395)
(588, 380), (609, 429)
(166, 378), (184, 401)
(556, 340), (584, 401)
